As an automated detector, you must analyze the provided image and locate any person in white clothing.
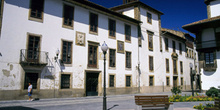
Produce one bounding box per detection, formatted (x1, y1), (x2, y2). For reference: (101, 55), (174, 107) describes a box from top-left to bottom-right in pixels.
(28, 82), (33, 101)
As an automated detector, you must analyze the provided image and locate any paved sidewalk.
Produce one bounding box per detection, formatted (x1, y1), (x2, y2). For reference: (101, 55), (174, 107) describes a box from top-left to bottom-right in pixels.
(0, 92), (213, 110)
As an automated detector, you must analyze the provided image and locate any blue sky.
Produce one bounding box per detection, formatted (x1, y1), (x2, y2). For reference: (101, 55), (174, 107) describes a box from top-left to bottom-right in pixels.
(89, 0), (207, 36)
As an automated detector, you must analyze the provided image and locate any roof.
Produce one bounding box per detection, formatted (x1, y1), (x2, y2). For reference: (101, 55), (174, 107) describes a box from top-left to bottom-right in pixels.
(161, 28), (186, 40)
(110, 1), (163, 15)
(64, 0), (142, 24)
(204, 0), (216, 5)
(182, 15), (220, 33)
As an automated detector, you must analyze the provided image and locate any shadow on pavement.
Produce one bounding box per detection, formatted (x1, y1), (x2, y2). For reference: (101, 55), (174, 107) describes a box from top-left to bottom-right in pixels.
(0, 106), (38, 110)
(108, 104), (119, 110)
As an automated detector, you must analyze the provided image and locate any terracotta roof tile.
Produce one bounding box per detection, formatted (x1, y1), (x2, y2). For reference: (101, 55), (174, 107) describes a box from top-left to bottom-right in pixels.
(161, 28), (185, 39)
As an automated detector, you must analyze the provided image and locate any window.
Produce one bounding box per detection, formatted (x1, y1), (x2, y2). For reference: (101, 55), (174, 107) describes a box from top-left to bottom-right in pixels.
(61, 74), (70, 89)
(165, 38), (168, 51)
(179, 43), (182, 54)
(180, 61), (183, 74)
(205, 52), (214, 66)
(149, 76), (154, 86)
(173, 59), (177, 74)
(63, 4), (74, 27)
(27, 35), (41, 62)
(126, 51), (131, 68)
(125, 24), (131, 41)
(88, 44), (98, 68)
(29, 0), (44, 21)
(109, 19), (116, 37)
(166, 59), (169, 73)
(126, 75), (131, 87)
(109, 49), (116, 67)
(62, 41), (72, 64)
(109, 75), (115, 87)
(166, 77), (170, 86)
(148, 33), (153, 51)
(147, 12), (152, 24)
(89, 13), (98, 33)
(172, 40), (176, 52)
(181, 77), (183, 86)
(24, 73), (38, 89)
(149, 56), (154, 71)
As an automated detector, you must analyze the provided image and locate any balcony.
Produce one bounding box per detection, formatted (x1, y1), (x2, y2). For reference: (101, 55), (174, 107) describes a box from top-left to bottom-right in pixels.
(20, 49), (48, 67)
(197, 40), (220, 50)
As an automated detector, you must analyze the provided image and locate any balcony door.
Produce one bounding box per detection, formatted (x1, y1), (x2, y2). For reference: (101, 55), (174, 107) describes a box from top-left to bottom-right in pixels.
(27, 35), (40, 62)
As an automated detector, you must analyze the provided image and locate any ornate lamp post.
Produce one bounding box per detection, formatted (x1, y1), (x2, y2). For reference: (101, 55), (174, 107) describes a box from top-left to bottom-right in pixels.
(101, 41), (108, 110)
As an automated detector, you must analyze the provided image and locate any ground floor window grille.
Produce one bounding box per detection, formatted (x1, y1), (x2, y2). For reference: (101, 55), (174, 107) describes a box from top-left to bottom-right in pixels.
(61, 74), (70, 89)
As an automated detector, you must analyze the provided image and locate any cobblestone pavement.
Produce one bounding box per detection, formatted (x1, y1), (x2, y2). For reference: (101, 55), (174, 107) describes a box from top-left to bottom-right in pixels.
(0, 92), (213, 110)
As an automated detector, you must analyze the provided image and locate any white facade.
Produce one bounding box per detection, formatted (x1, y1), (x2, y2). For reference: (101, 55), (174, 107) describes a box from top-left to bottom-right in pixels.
(111, 2), (198, 93)
(0, 0), (140, 100)
(210, 0), (220, 18)
(0, 0), (199, 100)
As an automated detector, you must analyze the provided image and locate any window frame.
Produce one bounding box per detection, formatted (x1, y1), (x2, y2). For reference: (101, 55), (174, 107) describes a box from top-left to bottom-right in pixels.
(180, 61), (183, 74)
(125, 24), (131, 42)
(165, 37), (168, 51)
(173, 59), (178, 74)
(205, 52), (214, 66)
(62, 4), (74, 29)
(148, 33), (153, 51)
(166, 76), (170, 86)
(29, 0), (45, 22)
(125, 51), (132, 69)
(181, 77), (184, 86)
(109, 48), (116, 68)
(179, 43), (182, 54)
(27, 33), (42, 63)
(108, 19), (116, 38)
(109, 74), (115, 88)
(149, 75), (154, 86)
(88, 42), (99, 68)
(172, 40), (176, 53)
(149, 56), (154, 72)
(147, 12), (152, 24)
(61, 74), (71, 89)
(89, 12), (98, 34)
(125, 75), (132, 87)
(61, 40), (73, 64)
(166, 58), (169, 73)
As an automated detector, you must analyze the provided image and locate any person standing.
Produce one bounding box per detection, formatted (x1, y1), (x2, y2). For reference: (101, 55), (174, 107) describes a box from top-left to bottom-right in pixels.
(28, 82), (33, 101)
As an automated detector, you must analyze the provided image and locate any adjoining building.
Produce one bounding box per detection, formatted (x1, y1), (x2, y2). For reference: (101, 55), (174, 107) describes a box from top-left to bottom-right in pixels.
(0, 0), (198, 100)
(183, 0), (220, 90)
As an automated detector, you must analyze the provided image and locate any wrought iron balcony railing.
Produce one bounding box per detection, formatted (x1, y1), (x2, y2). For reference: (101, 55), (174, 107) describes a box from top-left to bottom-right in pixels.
(20, 49), (48, 65)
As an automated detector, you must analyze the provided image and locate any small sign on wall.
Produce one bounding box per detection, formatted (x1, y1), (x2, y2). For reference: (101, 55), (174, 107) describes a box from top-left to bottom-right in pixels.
(117, 40), (124, 53)
(75, 31), (86, 46)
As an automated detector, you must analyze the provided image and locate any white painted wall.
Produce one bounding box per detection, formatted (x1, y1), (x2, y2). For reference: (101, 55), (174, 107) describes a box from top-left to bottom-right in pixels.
(210, 0), (220, 18)
(201, 51), (220, 90)
(0, 0), (139, 90)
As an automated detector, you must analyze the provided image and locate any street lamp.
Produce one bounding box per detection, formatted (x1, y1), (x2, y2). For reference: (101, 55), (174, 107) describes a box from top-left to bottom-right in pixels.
(101, 41), (108, 110)
(54, 48), (59, 98)
(190, 63), (194, 96)
(54, 48), (60, 62)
